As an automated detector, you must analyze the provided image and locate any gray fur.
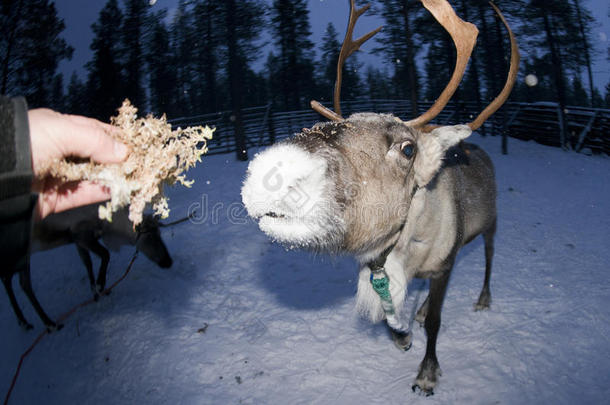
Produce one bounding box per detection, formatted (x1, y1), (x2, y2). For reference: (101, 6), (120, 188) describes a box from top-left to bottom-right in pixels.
(242, 113), (496, 394)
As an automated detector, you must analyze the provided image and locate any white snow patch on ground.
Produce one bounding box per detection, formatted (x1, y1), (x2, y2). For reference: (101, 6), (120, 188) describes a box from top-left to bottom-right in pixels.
(1, 135), (609, 404)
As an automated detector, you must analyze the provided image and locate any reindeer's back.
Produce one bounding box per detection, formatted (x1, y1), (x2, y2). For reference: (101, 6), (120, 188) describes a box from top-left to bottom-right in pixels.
(31, 204), (103, 253)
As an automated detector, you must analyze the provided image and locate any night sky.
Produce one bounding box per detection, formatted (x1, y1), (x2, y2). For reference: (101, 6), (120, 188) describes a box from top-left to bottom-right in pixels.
(54, 0), (609, 92)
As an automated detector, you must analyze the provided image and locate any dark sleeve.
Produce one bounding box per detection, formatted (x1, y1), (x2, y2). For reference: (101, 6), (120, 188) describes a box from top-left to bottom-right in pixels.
(0, 96), (37, 268)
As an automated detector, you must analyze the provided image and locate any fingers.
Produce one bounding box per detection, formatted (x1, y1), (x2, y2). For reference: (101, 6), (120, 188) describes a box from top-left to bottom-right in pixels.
(28, 109), (128, 220)
(29, 108), (129, 169)
(59, 114), (129, 164)
(36, 181), (112, 220)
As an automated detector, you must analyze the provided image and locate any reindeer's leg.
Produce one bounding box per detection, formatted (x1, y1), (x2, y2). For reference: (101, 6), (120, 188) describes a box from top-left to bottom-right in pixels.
(2, 271), (33, 330)
(76, 245), (98, 300)
(415, 294), (429, 326)
(75, 233), (110, 295)
(475, 220), (495, 311)
(413, 271), (450, 396)
(386, 321), (413, 351)
(18, 260), (62, 332)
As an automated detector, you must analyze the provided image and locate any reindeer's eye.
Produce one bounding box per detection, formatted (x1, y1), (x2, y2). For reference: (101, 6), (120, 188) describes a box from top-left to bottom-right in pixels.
(401, 142), (415, 158)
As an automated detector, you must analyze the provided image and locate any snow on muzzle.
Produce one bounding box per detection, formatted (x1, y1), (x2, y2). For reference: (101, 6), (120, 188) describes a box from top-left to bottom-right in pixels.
(241, 143), (345, 248)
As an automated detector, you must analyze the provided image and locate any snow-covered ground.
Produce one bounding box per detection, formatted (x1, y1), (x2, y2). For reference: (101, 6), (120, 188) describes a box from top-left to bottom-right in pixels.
(1, 133), (609, 404)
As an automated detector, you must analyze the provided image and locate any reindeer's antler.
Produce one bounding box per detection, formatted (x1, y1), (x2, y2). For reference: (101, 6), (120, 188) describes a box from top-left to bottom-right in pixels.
(403, 0), (478, 128)
(417, 2), (520, 132)
(311, 0), (382, 121)
(312, 0), (518, 130)
(334, 0), (383, 116)
(465, 2), (519, 131)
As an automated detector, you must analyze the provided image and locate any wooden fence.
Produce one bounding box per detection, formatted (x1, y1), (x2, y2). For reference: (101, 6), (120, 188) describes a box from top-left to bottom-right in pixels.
(169, 100), (610, 156)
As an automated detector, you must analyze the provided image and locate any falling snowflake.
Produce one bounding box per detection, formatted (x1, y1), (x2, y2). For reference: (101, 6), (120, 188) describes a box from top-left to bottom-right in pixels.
(525, 74), (538, 87)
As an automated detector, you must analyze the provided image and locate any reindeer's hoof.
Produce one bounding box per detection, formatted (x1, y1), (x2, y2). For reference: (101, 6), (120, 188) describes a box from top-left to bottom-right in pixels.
(415, 305), (428, 327)
(474, 296), (491, 311)
(19, 321), (34, 331)
(95, 283), (110, 297)
(415, 313), (426, 327)
(391, 330), (412, 351)
(413, 357), (441, 396)
(46, 322), (64, 333)
(412, 384), (434, 396)
(474, 291), (491, 311)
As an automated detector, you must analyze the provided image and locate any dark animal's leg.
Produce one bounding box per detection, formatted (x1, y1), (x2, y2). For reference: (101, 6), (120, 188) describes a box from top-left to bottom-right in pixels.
(412, 271), (450, 396)
(2, 272), (33, 330)
(75, 234), (109, 295)
(76, 245), (98, 300)
(475, 220), (495, 311)
(18, 260), (62, 331)
(415, 294), (429, 326)
(386, 321), (412, 351)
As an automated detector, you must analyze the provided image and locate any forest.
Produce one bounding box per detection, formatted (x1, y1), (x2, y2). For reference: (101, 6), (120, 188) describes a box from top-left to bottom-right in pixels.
(1, 0), (609, 123)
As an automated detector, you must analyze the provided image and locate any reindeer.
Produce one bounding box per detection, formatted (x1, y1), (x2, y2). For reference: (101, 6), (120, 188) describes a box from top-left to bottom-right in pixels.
(242, 0), (519, 395)
(1, 204), (173, 331)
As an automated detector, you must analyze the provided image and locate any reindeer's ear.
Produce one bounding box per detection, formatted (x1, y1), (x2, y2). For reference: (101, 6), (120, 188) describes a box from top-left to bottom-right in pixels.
(414, 125), (472, 187)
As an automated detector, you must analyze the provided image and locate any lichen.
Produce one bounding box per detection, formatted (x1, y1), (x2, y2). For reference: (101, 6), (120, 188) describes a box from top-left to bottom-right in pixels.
(45, 99), (214, 226)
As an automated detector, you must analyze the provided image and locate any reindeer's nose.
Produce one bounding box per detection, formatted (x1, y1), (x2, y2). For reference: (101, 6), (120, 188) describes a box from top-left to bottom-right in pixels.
(241, 143), (329, 220)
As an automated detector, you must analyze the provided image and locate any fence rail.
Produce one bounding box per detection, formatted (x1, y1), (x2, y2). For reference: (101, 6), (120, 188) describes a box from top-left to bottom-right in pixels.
(169, 100), (610, 156)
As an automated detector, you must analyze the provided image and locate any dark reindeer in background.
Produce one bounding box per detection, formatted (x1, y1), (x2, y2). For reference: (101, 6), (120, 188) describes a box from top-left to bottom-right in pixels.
(242, 0), (519, 395)
(2, 204), (173, 331)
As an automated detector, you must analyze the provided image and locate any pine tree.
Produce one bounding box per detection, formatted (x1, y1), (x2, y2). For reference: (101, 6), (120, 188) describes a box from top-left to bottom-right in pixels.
(218, 0), (265, 160)
(319, 23), (363, 105)
(242, 68), (268, 108)
(365, 66), (392, 100)
(473, 0), (498, 103)
(568, 75), (589, 106)
(192, 0), (223, 114)
(86, 0), (125, 121)
(122, 0), (150, 109)
(423, 36), (453, 102)
(522, 0), (582, 147)
(604, 8), (610, 108)
(418, 7), (455, 105)
(66, 72), (88, 116)
(461, 1), (524, 109)
(374, 0), (422, 115)
(169, 0), (197, 116)
(455, 0), (484, 131)
(147, 10), (178, 117)
(1, 0), (73, 107)
(591, 87), (603, 109)
(270, 0), (316, 111)
(515, 57), (551, 103)
(571, 0), (596, 107)
(49, 73), (65, 112)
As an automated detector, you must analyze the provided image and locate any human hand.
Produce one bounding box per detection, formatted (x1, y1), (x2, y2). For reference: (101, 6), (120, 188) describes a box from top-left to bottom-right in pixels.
(28, 109), (129, 220)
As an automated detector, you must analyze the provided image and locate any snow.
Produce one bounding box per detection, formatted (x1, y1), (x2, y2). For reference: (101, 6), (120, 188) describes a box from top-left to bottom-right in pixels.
(1, 134), (609, 404)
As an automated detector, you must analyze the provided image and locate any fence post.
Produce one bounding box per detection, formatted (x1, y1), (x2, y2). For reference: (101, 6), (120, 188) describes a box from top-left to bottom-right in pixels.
(232, 109), (248, 161)
(575, 110), (597, 153)
(267, 104), (276, 146)
(557, 105), (567, 150)
(505, 103), (521, 128)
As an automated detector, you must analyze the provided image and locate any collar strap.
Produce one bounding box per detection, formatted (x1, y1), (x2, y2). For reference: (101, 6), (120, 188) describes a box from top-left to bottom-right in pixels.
(367, 243), (394, 271)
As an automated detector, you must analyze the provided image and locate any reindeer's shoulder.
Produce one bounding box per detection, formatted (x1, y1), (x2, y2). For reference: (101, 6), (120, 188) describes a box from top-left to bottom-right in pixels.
(444, 142), (491, 168)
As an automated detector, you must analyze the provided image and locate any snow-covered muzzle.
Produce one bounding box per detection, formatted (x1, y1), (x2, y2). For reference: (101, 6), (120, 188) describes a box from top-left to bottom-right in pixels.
(241, 143), (346, 251)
